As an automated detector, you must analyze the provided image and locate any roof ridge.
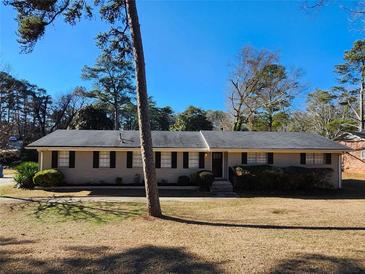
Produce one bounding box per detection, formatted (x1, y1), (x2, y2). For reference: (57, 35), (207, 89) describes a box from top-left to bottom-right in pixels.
(199, 131), (210, 150)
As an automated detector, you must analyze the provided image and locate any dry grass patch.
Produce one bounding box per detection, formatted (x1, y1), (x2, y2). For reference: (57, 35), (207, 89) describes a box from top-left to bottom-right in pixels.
(0, 183), (92, 198)
(3, 168), (15, 176)
(1, 196), (365, 273)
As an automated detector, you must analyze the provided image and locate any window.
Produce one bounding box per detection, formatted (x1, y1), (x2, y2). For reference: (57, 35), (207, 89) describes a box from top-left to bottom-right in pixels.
(161, 152), (171, 168)
(133, 151), (143, 168)
(247, 153), (267, 164)
(58, 151), (69, 167)
(99, 151), (110, 168)
(361, 150), (365, 160)
(189, 152), (199, 168)
(306, 153), (324, 165)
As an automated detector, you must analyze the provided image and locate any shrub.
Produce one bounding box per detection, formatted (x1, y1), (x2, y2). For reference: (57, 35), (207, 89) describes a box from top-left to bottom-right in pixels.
(231, 165), (333, 192)
(116, 177), (123, 185)
(33, 169), (64, 187)
(158, 179), (169, 185)
(191, 170), (215, 191)
(177, 175), (191, 185)
(198, 171), (215, 191)
(133, 173), (142, 185)
(282, 166), (333, 190)
(14, 161), (38, 189)
(191, 170), (211, 186)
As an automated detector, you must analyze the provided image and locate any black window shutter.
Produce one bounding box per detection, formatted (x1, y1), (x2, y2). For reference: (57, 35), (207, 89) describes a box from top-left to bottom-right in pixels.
(199, 152), (205, 169)
(155, 152), (161, 168)
(183, 152), (189, 169)
(110, 151), (116, 168)
(300, 153), (306, 165)
(51, 151), (58, 168)
(268, 153), (274, 165)
(127, 151), (133, 168)
(171, 152), (177, 168)
(325, 153), (332, 165)
(241, 152), (247, 165)
(69, 151), (75, 168)
(93, 151), (99, 168)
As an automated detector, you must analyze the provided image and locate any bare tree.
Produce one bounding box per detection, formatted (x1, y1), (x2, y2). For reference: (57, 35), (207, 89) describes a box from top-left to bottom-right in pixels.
(50, 87), (89, 131)
(228, 46), (277, 131)
(206, 110), (233, 131)
(304, 1), (365, 29)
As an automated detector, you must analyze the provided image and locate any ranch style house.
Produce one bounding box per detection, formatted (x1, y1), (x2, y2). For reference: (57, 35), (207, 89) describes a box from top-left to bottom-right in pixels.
(27, 130), (350, 188)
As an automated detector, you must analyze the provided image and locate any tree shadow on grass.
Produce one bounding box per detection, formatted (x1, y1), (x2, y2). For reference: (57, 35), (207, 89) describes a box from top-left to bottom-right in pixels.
(268, 254), (365, 274)
(0, 240), (223, 274)
(6, 197), (145, 223)
(238, 179), (365, 200)
(163, 215), (365, 231)
(0, 237), (36, 246)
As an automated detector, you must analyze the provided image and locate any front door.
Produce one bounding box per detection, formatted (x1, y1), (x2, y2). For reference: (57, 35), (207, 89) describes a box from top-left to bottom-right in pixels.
(212, 152), (223, 178)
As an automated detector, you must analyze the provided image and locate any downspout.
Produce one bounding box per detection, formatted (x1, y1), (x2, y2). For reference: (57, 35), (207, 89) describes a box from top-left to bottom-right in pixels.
(338, 154), (342, 189)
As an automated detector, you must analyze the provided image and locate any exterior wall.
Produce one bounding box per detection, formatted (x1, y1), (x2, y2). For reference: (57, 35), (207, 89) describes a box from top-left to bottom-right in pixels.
(38, 151), (52, 170)
(227, 152), (341, 188)
(39, 150), (211, 185)
(38, 149), (341, 188)
(338, 140), (365, 174)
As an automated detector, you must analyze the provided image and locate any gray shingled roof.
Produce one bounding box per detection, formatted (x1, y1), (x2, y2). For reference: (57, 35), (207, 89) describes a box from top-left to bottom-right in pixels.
(27, 129), (349, 151)
(27, 130), (207, 148)
(201, 131), (349, 150)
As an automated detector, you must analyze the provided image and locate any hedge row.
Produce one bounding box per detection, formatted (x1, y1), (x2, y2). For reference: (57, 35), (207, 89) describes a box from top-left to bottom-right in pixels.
(230, 165), (334, 191)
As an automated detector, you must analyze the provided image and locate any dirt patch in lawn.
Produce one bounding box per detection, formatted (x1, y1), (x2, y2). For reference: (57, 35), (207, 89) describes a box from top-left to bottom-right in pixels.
(1, 197), (365, 273)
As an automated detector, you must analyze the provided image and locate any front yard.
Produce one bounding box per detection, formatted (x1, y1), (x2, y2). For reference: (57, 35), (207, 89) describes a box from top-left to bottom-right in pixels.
(1, 183), (365, 273)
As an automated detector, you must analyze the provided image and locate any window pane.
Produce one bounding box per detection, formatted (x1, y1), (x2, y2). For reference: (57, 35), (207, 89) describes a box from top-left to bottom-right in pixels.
(99, 151), (110, 168)
(58, 151), (69, 167)
(161, 152), (171, 168)
(314, 153), (324, 165)
(306, 153), (314, 165)
(247, 152), (267, 164)
(189, 152), (199, 168)
(361, 150), (365, 160)
(133, 152), (142, 168)
(247, 153), (256, 164)
(306, 153), (323, 165)
(256, 153), (267, 164)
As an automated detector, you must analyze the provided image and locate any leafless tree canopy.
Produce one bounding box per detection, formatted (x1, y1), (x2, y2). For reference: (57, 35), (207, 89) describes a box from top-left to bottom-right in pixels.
(228, 46), (278, 131)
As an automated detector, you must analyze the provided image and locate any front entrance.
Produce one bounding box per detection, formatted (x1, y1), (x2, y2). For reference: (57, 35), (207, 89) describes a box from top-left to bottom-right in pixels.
(212, 152), (223, 178)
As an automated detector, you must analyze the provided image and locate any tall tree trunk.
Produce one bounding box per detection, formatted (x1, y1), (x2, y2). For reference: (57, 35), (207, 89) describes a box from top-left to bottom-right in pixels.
(268, 113), (273, 132)
(125, 0), (161, 217)
(114, 104), (120, 130)
(360, 81), (364, 131)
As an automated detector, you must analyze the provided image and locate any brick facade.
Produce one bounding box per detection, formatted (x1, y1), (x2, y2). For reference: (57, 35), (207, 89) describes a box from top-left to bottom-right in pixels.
(338, 140), (365, 174)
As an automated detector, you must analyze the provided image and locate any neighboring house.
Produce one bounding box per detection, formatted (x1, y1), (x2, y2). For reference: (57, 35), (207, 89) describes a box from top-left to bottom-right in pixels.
(27, 130), (349, 188)
(336, 131), (365, 174)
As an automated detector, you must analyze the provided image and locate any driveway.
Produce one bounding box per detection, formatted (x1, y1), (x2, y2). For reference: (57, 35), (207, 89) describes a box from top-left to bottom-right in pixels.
(0, 175), (14, 186)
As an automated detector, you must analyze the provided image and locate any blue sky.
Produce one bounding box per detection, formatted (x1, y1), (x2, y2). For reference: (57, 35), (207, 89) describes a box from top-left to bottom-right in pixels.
(0, 1), (363, 112)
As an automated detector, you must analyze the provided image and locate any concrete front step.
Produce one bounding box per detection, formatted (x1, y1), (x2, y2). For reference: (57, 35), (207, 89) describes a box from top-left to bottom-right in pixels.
(211, 181), (234, 192)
